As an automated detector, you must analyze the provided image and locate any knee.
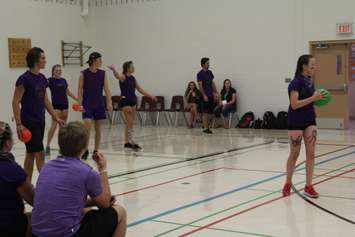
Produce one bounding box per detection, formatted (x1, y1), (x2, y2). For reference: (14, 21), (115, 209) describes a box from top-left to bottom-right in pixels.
(125, 107), (133, 114)
(113, 204), (127, 223)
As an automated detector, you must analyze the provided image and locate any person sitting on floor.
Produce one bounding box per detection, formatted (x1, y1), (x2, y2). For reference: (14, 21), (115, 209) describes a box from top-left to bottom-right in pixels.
(0, 121), (34, 237)
(31, 121), (127, 237)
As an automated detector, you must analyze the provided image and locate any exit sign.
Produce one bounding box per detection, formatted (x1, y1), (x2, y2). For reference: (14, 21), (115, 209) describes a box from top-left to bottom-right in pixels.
(337, 22), (353, 34)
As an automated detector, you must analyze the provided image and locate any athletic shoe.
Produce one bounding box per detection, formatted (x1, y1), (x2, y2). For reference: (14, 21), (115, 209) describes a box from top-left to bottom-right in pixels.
(82, 150), (89, 160)
(282, 183), (292, 197)
(132, 144), (142, 150)
(304, 185), (319, 198)
(203, 129), (213, 134)
(124, 143), (133, 149)
(45, 146), (51, 156)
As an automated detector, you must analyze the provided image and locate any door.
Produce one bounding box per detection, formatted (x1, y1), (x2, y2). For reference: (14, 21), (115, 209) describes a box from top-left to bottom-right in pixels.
(311, 43), (349, 129)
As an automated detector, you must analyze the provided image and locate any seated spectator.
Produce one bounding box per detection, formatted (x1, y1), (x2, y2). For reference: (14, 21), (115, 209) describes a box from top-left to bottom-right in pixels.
(214, 79), (237, 128)
(0, 121), (34, 237)
(184, 81), (202, 128)
(32, 121), (127, 237)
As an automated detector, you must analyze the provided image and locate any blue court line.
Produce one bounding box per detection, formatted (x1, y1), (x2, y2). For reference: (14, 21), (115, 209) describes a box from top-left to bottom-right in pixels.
(128, 147), (355, 228)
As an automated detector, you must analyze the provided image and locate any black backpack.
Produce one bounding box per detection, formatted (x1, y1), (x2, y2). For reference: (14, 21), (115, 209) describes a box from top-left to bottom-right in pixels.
(262, 111), (277, 129)
(252, 118), (263, 129)
(276, 111), (288, 129)
(236, 112), (255, 128)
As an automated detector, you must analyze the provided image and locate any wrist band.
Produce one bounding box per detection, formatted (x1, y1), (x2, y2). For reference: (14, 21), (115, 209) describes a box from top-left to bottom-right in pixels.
(99, 170), (107, 174)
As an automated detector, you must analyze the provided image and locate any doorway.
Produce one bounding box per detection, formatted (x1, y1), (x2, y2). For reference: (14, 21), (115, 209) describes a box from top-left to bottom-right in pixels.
(310, 40), (355, 129)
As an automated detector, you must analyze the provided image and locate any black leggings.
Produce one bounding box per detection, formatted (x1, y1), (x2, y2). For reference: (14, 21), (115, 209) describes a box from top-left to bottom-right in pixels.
(214, 104), (236, 117)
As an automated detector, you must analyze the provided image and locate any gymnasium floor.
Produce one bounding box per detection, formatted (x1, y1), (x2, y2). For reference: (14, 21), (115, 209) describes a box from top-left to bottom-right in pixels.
(15, 125), (355, 236)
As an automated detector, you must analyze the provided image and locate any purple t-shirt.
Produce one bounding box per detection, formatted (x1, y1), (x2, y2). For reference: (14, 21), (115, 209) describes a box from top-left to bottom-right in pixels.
(82, 68), (105, 109)
(48, 77), (69, 106)
(0, 152), (27, 228)
(16, 70), (48, 122)
(120, 75), (137, 103)
(32, 156), (102, 237)
(288, 74), (316, 126)
(197, 69), (214, 98)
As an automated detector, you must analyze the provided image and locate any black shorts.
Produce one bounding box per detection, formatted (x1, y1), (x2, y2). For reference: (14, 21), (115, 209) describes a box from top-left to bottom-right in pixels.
(201, 97), (215, 114)
(53, 103), (69, 111)
(120, 97), (137, 108)
(72, 208), (118, 237)
(82, 107), (107, 121)
(288, 120), (317, 131)
(0, 213), (28, 237)
(22, 120), (45, 153)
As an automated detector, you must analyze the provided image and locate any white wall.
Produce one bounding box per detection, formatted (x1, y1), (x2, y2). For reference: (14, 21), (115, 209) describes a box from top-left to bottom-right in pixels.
(303, 0), (355, 44)
(89, 0), (300, 118)
(0, 0), (90, 124)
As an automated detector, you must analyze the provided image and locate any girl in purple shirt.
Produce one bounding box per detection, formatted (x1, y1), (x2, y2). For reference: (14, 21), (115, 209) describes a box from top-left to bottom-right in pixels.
(78, 52), (113, 160)
(46, 65), (78, 156)
(12, 47), (64, 183)
(108, 61), (156, 150)
(283, 55), (324, 198)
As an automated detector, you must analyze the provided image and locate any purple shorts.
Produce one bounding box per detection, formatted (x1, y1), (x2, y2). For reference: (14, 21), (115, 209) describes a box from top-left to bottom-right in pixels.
(82, 107), (106, 120)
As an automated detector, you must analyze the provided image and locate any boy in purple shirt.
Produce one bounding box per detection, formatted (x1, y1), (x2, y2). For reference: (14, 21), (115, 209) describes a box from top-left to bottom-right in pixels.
(282, 55), (324, 199)
(197, 57), (218, 134)
(12, 47), (64, 183)
(108, 61), (156, 150)
(32, 121), (127, 237)
(46, 64), (78, 156)
(78, 52), (113, 160)
(0, 121), (34, 237)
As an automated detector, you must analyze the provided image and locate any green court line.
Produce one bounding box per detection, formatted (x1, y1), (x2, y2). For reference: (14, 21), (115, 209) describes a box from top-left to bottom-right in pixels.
(320, 194), (355, 201)
(152, 219), (275, 237)
(153, 162), (355, 237)
(153, 193), (278, 237)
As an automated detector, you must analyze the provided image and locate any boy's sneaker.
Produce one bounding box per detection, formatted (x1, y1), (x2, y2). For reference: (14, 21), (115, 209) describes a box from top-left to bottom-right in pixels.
(124, 143), (133, 149)
(203, 129), (213, 134)
(132, 144), (142, 150)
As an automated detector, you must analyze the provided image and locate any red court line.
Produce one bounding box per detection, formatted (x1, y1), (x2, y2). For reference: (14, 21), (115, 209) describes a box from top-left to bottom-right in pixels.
(114, 168), (223, 196)
(178, 167), (355, 237)
(312, 168), (355, 186)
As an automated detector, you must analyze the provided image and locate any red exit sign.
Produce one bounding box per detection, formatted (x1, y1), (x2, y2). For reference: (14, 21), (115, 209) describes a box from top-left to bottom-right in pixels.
(337, 22), (353, 34)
